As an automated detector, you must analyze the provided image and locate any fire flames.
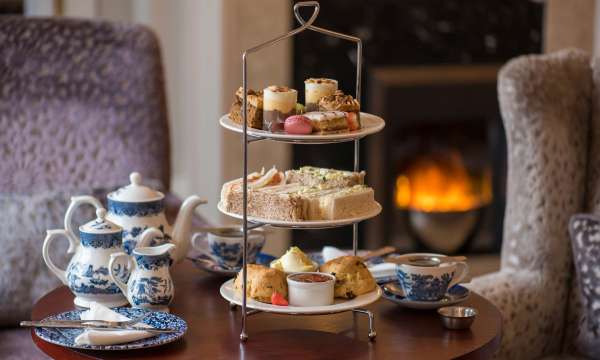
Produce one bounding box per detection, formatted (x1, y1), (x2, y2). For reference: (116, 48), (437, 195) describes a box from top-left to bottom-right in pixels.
(395, 151), (492, 213)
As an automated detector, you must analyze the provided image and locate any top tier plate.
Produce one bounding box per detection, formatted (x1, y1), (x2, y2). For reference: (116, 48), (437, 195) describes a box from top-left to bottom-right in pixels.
(219, 112), (385, 144)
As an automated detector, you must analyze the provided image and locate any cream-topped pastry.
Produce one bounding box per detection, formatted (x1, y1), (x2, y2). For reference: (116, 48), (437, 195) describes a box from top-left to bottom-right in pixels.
(305, 78), (338, 112)
(263, 86), (298, 132)
(271, 247), (318, 273)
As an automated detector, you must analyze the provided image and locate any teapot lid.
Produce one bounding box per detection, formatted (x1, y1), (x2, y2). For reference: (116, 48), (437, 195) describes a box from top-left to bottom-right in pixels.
(107, 172), (164, 203)
(80, 208), (122, 234)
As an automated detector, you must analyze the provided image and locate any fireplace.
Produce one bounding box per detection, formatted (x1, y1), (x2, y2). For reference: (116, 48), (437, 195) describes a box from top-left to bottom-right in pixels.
(291, 0), (542, 253)
(365, 65), (504, 254)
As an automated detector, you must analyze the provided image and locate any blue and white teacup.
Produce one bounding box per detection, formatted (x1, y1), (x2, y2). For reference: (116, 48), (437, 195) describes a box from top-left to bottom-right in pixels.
(396, 258), (468, 301)
(192, 227), (265, 269)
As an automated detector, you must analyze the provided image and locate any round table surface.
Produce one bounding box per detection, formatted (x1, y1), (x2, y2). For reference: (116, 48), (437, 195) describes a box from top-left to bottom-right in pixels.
(31, 260), (502, 360)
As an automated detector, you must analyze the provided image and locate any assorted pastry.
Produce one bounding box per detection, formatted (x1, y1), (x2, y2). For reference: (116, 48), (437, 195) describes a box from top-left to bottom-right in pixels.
(233, 247), (376, 307)
(221, 166), (376, 222)
(228, 78), (361, 135)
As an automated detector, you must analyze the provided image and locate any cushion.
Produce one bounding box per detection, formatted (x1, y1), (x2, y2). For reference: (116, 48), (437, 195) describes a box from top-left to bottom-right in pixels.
(568, 214), (600, 357)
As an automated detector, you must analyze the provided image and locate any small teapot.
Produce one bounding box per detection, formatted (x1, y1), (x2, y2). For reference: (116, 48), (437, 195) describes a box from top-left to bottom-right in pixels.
(43, 206), (129, 308)
(109, 228), (175, 312)
(72, 172), (206, 263)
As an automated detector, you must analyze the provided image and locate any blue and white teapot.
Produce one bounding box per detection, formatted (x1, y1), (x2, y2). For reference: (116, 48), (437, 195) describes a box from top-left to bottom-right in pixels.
(43, 206), (129, 308)
(109, 228), (175, 312)
(72, 172), (206, 263)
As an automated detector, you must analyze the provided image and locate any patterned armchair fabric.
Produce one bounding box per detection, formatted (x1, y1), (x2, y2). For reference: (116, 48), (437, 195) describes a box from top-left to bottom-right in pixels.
(0, 17), (189, 359)
(562, 56), (600, 359)
(468, 49), (592, 359)
(0, 16), (171, 194)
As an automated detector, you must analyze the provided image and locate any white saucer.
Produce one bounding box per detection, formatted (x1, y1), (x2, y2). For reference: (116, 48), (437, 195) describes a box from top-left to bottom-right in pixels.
(219, 112), (385, 144)
(220, 278), (381, 315)
(217, 201), (382, 229)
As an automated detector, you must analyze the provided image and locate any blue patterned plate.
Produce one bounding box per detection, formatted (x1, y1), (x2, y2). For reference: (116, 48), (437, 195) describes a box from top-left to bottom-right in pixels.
(34, 308), (186, 350)
(187, 252), (276, 277)
(381, 282), (470, 310)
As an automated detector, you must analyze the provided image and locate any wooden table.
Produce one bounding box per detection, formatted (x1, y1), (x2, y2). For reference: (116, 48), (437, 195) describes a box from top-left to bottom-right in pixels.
(31, 260), (502, 359)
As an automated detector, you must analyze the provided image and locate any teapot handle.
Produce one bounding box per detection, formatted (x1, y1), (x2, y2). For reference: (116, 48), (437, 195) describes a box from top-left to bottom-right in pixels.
(42, 229), (77, 285)
(109, 252), (134, 296)
(64, 196), (103, 253)
(138, 227), (165, 248)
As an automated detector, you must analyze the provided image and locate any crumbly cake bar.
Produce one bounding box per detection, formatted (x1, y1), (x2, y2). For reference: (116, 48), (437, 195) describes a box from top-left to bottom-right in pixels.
(229, 87), (263, 129)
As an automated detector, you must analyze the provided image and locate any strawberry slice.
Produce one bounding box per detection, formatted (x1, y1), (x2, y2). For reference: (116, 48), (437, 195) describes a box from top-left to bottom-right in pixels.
(271, 291), (288, 306)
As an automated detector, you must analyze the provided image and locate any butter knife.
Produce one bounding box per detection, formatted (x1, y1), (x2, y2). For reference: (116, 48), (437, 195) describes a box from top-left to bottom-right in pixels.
(20, 321), (178, 334)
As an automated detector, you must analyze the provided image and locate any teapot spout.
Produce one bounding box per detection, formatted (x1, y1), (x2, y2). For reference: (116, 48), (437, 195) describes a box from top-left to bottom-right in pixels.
(171, 195), (207, 263)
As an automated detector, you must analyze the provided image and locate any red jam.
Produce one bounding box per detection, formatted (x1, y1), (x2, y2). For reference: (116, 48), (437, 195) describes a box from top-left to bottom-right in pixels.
(290, 273), (331, 283)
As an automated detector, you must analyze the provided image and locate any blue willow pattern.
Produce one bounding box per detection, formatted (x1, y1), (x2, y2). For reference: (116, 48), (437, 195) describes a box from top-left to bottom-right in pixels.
(130, 276), (172, 306)
(80, 232), (122, 249)
(396, 270), (454, 301)
(108, 199), (164, 217)
(134, 253), (172, 271)
(66, 262), (122, 294)
(209, 240), (263, 267)
(122, 224), (172, 255)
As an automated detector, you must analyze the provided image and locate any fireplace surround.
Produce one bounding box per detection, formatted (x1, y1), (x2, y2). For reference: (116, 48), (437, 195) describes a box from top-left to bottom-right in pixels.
(365, 65), (505, 254)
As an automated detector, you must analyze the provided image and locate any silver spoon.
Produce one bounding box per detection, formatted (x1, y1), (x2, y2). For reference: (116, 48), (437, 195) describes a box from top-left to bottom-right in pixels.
(382, 282), (405, 297)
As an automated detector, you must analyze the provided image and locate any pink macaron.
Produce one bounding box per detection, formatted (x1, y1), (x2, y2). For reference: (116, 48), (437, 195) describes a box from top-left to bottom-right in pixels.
(284, 115), (313, 135)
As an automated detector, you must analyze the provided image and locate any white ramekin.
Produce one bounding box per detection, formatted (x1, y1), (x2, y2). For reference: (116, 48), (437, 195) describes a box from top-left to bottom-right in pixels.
(286, 272), (335, 307)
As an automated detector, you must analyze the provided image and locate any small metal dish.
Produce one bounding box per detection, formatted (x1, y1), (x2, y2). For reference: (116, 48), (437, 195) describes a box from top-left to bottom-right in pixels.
(437, 306), (478, 330)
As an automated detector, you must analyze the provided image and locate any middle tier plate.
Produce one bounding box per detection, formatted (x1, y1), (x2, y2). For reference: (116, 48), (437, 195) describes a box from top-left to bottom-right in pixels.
(217, 201), (382, 229)
(220, 278), (382, 315)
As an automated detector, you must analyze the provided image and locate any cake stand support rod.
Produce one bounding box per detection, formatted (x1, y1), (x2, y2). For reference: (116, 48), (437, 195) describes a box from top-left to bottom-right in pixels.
(294, 2), (363, 256)
(353, 138), (360, 256)
(239, 1), (321, 343)
(241, 50), (249, 342)
(352, 308), (376, 341)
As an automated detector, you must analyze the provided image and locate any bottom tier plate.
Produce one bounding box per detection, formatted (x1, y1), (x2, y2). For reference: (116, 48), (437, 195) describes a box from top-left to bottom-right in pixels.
(217, 201), (382, 228)
(220, 278), (382, 315)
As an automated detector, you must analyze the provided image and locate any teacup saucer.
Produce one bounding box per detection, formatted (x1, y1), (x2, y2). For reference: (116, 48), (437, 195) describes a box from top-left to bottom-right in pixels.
(187, 252), (276, 277)
(381, 282), (470, 310)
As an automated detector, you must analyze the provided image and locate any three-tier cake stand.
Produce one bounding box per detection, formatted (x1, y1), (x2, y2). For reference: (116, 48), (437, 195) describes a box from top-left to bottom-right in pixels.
(218, 1), (386, 342)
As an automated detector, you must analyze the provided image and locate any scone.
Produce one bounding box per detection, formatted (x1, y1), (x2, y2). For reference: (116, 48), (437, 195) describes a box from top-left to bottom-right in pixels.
(233, 264), (288, 303)
(319, 256), (376, 299)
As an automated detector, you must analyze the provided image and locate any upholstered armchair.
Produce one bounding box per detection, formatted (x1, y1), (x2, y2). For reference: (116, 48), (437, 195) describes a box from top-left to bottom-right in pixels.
(0, 17), (206, 359)
(468, 48), (598, 359)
